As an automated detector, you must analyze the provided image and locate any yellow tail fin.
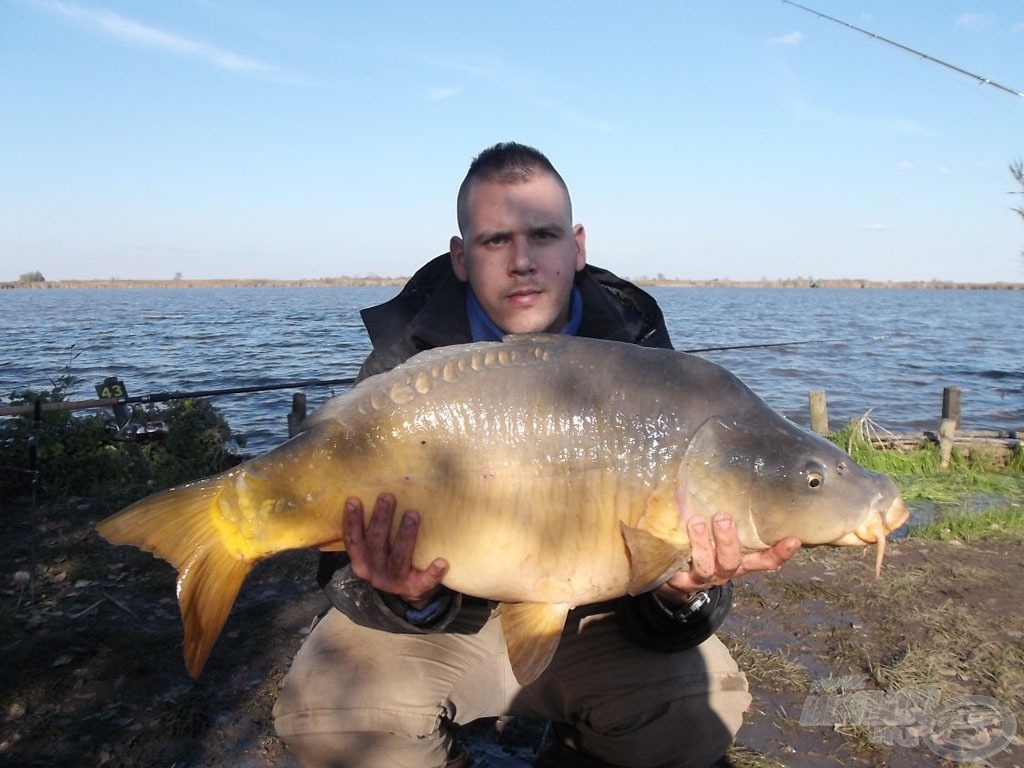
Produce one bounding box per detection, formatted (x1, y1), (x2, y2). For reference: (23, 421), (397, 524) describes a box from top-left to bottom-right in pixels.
(96, 477), (254, 677)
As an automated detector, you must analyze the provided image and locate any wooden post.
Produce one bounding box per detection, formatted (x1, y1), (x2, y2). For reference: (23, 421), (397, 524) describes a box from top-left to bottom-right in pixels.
(939, 418), (957, 471)
(942, 386), (961, 429)
(809, 390), (829, 435)
(288, 393), (307, 438)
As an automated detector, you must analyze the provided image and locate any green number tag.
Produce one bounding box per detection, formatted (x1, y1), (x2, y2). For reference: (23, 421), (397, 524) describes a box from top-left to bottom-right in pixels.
(96, 377), (128, 400)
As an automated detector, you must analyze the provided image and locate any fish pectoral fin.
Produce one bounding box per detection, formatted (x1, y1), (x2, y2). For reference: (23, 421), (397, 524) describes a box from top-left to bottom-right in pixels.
(498, 602), (570, 685)
(620, 523), (691, 595)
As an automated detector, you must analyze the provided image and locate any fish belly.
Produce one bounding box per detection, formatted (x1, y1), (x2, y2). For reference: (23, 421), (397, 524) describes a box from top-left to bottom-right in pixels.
(228, 339), (676, 603)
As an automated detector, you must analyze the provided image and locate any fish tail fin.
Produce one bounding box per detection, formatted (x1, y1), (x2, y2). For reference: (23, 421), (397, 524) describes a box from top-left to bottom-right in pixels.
(96, 477), (254, 677)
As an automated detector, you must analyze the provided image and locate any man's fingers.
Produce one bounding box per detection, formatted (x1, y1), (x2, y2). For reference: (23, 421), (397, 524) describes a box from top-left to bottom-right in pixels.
(406, 558), (449, 597)
(390, 515), (448, 595)
(342, 497), (368, 575)
(711, 513), (742, 576)
(686, 517), (715, 584)
(342, 497), (364, 546)
(366, 493), (397, 543)
(387, 511), (420, 580)
(363, 493), (396, 571)
(740, 537), (801, 574)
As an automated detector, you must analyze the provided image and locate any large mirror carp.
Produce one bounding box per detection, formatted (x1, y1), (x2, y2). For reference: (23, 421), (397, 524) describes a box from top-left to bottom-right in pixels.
(98, 334), (908, 683)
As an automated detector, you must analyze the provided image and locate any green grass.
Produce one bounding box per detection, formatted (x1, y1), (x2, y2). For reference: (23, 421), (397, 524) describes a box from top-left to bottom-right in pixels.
(826, 424), (1024, 543)
(910, 503), (1024, 542)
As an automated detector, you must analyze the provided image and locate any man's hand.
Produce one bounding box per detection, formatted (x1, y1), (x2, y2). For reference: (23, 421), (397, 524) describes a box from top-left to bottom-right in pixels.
(656, 512), (800, 606)
(342, 493), (448, 610)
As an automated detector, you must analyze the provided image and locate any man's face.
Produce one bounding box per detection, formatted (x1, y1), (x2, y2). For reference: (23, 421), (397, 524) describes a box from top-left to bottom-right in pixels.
(450, 172), (586, 335)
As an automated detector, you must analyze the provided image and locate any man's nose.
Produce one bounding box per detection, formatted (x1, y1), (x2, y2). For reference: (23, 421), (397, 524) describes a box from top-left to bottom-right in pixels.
(509, 237), (537, 273)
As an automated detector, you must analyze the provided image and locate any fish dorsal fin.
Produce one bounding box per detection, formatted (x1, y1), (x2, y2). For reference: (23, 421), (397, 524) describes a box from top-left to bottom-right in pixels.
(498, 602), (570, 685)
(619, 523), (691, 595)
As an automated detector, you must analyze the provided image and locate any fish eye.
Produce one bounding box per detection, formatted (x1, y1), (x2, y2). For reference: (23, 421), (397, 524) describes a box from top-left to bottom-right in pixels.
(803, 462), (827, 490)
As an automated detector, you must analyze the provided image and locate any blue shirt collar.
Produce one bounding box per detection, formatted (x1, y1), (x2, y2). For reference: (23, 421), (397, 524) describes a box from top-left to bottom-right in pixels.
(466, 285), (583, 342)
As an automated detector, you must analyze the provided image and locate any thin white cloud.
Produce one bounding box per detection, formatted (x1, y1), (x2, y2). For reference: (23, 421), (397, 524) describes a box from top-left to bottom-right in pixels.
(33, 0), (304, 84)
(423, 85), (461, 102)
(896, 161), (914, 172)
(429, 54), (613, 132)
(861, 223), (887, 231)
(956, 12), (986, 29)
(768, 31), (803, 46)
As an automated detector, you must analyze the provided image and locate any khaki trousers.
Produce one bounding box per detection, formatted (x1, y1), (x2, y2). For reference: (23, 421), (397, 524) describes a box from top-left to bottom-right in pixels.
(273, 602), (750, 768)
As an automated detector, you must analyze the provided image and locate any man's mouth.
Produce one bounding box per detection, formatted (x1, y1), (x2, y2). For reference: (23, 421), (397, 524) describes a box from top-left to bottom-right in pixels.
(507, 287), (543, 305)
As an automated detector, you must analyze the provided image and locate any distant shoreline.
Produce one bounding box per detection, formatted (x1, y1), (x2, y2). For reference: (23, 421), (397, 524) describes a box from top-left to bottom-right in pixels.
(2, 277), (1023, 290)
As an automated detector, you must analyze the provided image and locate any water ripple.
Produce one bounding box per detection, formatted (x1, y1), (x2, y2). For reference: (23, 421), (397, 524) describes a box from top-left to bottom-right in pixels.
(2, 285), (1020, 454)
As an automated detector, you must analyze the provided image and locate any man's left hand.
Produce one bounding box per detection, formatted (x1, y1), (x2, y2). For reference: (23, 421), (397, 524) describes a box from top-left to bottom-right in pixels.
(656, 512), (800, 606)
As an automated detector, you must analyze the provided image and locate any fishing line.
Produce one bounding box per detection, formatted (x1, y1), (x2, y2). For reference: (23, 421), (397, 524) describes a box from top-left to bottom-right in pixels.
(779, 0), (1024, 99)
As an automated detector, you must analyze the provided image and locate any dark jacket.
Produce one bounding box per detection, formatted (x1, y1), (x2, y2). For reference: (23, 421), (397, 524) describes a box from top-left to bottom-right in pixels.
(319, 254), (731, 651)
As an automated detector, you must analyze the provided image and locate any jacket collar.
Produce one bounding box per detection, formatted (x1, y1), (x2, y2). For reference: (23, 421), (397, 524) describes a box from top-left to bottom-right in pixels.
(360, 254), (672, 360)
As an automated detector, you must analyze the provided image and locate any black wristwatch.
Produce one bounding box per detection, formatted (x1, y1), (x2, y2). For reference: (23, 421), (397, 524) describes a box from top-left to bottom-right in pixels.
(651, 589), (713, 623)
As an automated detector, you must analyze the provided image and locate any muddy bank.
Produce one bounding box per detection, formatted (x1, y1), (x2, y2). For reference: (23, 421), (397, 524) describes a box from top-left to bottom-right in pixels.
(2, 498), (1021, 767)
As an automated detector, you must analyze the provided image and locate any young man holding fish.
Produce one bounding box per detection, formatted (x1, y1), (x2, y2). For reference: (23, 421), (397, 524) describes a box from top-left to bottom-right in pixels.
(273, 143), (801, 768)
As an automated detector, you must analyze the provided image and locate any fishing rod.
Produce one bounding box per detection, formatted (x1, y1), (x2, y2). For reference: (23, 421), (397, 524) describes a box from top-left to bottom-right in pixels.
(681, 335), (888, 354)
(121, 377), (358, 406)
(0, 336), (889, 418)
(0, 377), (358, 418)
(780, 0), (1024, 99)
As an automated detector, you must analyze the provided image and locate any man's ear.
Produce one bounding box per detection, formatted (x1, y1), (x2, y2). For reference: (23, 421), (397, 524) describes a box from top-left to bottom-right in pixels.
(574, 224), (587, 271)
(450, 236), (469, 282)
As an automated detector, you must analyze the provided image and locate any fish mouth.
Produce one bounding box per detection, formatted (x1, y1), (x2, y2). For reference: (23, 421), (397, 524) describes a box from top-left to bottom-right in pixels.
(829, 495), (910, 577)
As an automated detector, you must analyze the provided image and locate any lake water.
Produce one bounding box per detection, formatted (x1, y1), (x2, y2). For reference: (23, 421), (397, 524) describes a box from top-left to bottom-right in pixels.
(2, 286), (1021, 455)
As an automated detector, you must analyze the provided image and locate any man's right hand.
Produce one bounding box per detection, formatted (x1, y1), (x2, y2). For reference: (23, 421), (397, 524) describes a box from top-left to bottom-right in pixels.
(342, 492), (448, 610)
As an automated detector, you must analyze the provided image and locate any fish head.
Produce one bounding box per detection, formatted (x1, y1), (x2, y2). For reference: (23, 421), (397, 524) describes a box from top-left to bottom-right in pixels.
(678, 415), (909, 574)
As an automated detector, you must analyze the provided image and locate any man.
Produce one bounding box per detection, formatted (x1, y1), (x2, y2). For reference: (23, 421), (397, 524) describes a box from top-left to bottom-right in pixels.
(274, 143), (800, 768)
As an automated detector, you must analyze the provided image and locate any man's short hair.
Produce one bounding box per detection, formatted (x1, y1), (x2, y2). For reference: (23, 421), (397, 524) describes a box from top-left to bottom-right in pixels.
(456, 142), (571, 232)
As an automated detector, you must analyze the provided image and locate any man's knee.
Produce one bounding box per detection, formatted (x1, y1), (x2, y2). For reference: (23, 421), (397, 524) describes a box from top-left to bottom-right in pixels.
(273, 660), (454, 764)
(556, 635), (751, 768)
(273, 610), (454, 767)
(583, 686), (748, 768)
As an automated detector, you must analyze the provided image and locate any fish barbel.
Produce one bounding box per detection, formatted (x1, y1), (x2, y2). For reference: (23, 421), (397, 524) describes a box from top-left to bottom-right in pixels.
(97, 334), (908, 683)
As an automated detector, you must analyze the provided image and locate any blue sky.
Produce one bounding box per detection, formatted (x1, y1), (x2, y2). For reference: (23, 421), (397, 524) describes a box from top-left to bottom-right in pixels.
(2, 1), (1023, 283)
